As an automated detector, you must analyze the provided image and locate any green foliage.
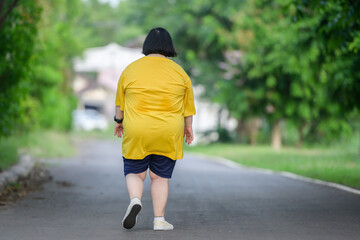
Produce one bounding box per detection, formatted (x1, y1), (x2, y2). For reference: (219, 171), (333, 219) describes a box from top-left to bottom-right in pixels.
(37, 89), (77, 130)
(0, 0), (41, 137)
(219, 0), (360, 145)
(0, 137), (19, 171)
(74, 0), (144, 48)
(78, 0), (121, 47)
(1, 0), (85, 136)
(28, 0), (85, 131)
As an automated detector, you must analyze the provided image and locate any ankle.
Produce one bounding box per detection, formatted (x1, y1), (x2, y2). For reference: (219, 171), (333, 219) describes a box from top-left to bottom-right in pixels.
(130, 197), (141, 204)
(154, 216), (165, 221)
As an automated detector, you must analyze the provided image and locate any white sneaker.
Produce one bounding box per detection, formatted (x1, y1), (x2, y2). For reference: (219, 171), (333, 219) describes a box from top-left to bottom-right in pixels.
(122, 198), (142, 229)
(153, 219), (174, 231)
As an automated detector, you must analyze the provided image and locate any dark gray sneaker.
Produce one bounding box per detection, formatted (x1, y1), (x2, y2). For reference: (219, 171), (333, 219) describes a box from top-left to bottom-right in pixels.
(122, 198), (142, 229)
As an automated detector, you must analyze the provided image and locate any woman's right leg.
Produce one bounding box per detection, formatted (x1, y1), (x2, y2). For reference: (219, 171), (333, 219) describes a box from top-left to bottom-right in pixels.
(126, 171), (147, 200)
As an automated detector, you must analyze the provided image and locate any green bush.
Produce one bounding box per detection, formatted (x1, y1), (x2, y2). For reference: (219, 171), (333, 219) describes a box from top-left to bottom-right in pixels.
(38, 90), (77, 131)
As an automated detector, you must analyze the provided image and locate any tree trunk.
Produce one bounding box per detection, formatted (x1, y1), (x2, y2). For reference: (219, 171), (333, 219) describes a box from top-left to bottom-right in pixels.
(271, 119), (282, 150)
(249, 118), (261, 145)
(297, 123), (305, 148)
(217, 107), (223, 130)
(236, 118), (246, 143)
(358, 130), (360, 155)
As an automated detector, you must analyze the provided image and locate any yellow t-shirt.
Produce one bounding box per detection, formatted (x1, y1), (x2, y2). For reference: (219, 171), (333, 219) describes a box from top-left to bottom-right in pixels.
(115, 56), (196, 160)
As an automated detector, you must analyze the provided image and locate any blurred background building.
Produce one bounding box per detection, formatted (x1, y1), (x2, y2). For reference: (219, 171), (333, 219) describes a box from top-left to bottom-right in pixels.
(73, 43), (143, 118)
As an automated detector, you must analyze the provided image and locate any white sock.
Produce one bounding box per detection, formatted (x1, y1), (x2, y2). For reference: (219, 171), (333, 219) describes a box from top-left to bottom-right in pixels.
(130, 197), (140, 204)
(154, 216), (165, 221)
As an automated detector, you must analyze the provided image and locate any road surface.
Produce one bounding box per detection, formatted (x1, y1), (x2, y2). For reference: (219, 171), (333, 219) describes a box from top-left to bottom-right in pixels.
(1, 139), (360, 240)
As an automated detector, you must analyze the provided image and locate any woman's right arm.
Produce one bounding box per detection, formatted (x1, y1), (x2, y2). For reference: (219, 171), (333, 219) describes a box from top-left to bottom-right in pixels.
(184, 116), (194, 144)
(182, 69), (195, 144)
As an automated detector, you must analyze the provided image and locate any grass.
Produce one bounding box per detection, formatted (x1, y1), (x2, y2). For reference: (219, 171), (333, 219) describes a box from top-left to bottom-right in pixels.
(0, 130), (76, 171)
(0, 126), (115, 171)
(22, 131), (76, 159)
(0, 137), (20, 171)
(71, 126), (115, 140)
(184, 143), (360, 189)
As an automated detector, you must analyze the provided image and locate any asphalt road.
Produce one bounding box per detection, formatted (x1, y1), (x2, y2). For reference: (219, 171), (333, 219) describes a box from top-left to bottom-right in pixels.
(1, 139), (360, 240)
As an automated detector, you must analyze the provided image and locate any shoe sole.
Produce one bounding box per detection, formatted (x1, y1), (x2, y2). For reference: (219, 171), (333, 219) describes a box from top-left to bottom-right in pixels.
(122, 204), (142, 229)
(154, 227), (174, 231)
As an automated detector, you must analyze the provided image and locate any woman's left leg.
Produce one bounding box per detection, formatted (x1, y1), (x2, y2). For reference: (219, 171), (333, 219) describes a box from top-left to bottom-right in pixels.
(149, 155), (175, 230)
(149, 170), (169, 217)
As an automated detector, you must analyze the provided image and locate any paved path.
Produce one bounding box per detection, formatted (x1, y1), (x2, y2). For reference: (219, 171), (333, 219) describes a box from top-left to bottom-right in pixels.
(1, 140), (360, 240)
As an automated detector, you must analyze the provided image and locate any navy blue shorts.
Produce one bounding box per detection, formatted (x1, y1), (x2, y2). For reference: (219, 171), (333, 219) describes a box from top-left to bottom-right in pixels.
(123, 154), (176, 179)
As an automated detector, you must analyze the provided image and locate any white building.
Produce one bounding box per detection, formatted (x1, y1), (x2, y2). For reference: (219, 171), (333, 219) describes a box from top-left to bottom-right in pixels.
(73, 43), (143, 118)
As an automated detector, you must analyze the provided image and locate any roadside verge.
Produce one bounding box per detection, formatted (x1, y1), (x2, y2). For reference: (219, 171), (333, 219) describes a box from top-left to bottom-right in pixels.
(0, 155), (35, 193)
(188, 152), (360, 196)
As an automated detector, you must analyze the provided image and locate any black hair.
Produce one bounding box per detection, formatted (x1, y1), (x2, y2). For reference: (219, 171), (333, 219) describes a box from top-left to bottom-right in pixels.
(142, 27), (177, 57)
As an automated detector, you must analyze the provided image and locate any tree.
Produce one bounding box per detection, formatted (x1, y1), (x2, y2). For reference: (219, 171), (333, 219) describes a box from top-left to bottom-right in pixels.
(306, 0), (359, 106)
(291, 0), (360, 143)
(0, 0), (41, 137)
(220, 0), (359, 148)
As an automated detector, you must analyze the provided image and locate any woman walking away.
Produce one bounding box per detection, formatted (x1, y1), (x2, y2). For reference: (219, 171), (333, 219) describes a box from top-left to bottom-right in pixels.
(114, 27), (196, 231)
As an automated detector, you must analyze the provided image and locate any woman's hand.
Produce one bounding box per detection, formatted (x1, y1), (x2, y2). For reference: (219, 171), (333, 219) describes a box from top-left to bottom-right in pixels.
(114, 122), (124, 138)
(184, 126), (194, 144)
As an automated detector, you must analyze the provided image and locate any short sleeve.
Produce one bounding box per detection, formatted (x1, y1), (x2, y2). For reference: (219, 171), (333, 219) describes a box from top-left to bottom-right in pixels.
(184, 74), (196, 117)
(115, 71), (126, 110)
